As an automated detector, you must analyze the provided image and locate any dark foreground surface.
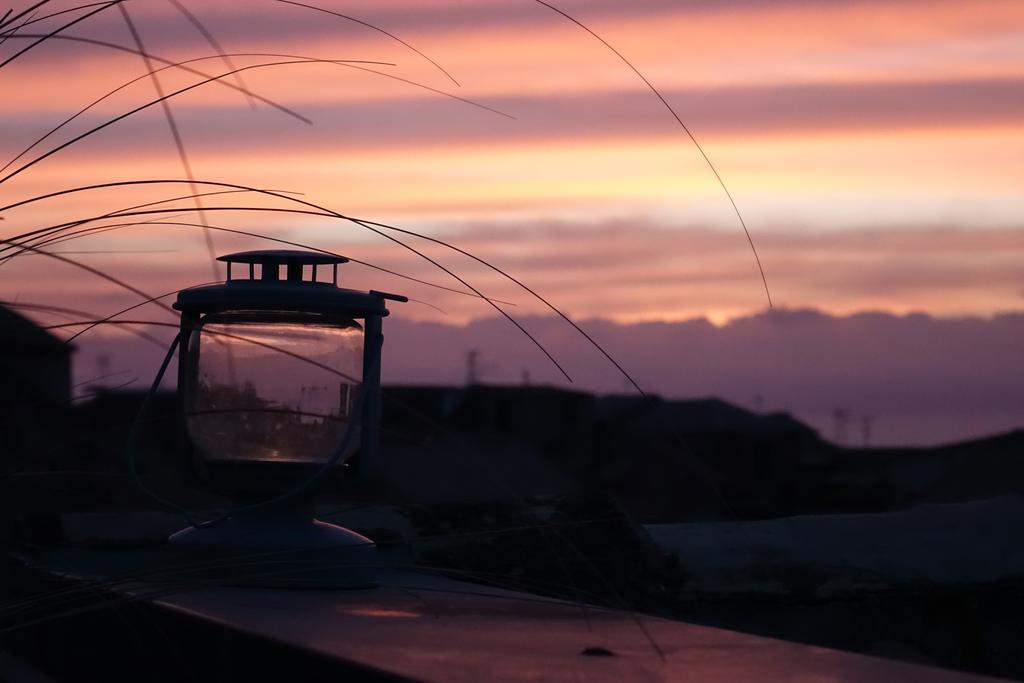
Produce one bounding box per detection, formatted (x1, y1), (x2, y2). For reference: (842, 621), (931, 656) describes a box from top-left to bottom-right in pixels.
(3, 499), (1024, 682)
(0, 548), (1005, 683)
(679, 583), (1024, 681)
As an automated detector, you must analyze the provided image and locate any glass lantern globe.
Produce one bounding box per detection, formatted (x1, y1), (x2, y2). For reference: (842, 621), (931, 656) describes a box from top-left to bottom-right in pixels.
(184, 311), (364, 465)
(174, 249), (406, 478)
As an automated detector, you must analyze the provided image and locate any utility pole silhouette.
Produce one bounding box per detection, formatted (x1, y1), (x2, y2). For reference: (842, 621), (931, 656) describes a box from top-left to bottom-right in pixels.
(465, 349), (480, 386)
(832, 408), (849, 445)
(521, 369), (531, 386)
(861, 414), (874, 447)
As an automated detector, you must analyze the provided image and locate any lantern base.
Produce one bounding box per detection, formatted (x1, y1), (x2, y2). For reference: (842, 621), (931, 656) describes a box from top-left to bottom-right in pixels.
(168, 512), (377, 589)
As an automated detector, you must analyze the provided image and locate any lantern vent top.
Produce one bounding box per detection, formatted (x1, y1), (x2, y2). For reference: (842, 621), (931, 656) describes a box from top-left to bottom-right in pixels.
(219, 249), (349, 285)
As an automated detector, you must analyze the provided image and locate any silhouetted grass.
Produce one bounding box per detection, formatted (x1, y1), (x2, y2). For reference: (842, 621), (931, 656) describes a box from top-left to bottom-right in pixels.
(0, 1), (775, 660)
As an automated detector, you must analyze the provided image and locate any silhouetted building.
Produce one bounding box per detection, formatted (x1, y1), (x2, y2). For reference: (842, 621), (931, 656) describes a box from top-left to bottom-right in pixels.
(0, 305), (73, 460)
(0, 305), (76, 526)
(0, 305), (71, 404)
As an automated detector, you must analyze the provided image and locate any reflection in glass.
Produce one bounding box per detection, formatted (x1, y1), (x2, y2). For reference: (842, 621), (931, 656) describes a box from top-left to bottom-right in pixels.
(185, 311), (363, 464)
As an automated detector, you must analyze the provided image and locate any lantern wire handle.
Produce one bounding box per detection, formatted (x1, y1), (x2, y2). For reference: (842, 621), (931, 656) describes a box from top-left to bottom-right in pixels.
(125, 327), (377, 529)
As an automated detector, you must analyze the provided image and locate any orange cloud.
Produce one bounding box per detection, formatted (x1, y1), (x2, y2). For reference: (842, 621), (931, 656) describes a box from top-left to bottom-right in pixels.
(2, 0), (1023, 327)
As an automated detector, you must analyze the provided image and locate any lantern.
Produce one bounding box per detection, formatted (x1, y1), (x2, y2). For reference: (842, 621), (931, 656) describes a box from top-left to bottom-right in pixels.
(167, 249), (406, 586)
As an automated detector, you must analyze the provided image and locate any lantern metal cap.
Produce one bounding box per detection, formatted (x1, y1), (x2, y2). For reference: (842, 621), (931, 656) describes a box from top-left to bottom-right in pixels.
(217, 250), (349, 266)
(174, 249), (405, 317)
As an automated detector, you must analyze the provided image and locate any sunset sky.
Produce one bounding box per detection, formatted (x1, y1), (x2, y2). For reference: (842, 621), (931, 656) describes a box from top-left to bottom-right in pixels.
(1, 0), (1022, 441)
